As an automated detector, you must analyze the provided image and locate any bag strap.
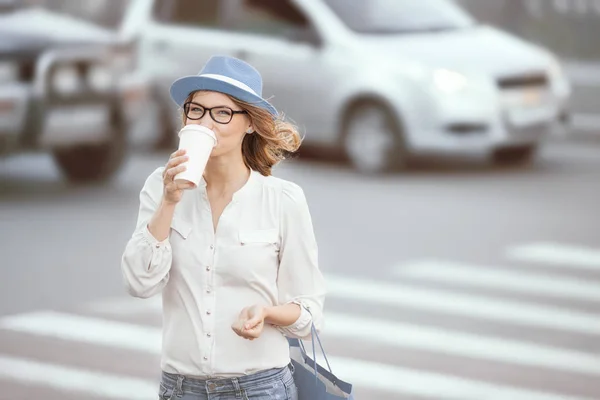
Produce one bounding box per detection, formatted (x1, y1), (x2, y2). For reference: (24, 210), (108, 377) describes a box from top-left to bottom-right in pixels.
(295, 306), (333, 375)
(311, 323), (333, 373)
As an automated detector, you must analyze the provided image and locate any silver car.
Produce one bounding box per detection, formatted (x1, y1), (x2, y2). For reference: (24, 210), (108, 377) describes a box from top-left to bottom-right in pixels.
(124, 0), (571, 173)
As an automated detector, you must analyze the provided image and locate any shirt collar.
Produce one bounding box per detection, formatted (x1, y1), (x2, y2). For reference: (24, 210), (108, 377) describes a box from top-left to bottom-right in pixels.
(198, 168), (258, 200)
(232, 169), (258, 200)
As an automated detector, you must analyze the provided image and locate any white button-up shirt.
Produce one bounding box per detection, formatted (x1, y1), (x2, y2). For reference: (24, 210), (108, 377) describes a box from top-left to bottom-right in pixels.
(121, 167), (326, 378)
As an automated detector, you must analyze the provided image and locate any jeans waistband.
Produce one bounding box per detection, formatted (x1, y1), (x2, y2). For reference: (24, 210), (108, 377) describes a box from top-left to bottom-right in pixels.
(161, 364), (293, 395)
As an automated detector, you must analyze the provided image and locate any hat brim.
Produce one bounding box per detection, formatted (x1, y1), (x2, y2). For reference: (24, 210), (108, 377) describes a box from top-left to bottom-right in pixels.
(169, 75), (279, 117)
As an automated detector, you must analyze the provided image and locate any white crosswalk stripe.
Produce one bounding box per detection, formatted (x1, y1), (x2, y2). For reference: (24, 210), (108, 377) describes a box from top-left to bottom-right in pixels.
(3, 310), (600, 376)
(394, 259), (600, 302)
(0, 311), (596, 400)
(507, 242), (600, 270)
(0, 311), (160, 354)
(326, 274), (600, 335)
(330, 357), (594, 400)
(0, 355), (155, 400)
(1, 242), (600, 399)
(325, 313), (600, 375)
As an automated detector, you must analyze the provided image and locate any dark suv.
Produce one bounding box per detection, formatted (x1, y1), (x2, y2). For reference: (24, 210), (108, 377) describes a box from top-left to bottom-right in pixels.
(0, 0), (148, 182)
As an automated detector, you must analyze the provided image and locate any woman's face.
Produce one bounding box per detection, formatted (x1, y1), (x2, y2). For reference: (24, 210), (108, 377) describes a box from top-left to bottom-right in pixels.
(186, 91), (252, 159)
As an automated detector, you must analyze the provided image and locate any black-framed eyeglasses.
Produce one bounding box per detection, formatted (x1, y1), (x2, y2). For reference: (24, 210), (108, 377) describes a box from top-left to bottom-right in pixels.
(183, 102), (248, 124)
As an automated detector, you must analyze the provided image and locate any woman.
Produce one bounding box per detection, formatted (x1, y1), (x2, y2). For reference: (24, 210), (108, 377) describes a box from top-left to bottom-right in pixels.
(121, 55), (326, 400)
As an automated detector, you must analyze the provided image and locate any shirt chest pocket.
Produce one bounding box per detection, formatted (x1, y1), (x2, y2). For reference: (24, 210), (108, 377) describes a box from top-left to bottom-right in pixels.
(169, 217), (196, 271)
(226, 228), (280, 284)
(238, 228), (279, 249)
(171, 217), (192, 240)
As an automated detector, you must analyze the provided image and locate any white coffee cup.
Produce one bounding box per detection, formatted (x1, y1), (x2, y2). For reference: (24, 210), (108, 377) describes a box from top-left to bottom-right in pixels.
(174, 125), (217, 187)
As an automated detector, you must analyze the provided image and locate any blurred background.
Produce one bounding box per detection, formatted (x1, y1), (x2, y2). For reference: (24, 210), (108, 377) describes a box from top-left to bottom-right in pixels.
(1, 0), (599, 399)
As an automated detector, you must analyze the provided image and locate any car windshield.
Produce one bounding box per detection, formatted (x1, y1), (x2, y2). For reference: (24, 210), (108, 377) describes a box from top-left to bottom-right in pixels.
(322, 0), (476, 34)
(11, 0), (130, 30)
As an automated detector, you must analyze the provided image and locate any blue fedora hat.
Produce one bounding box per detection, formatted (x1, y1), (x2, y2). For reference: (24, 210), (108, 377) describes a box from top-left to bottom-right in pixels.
(169, 55), (278, 116)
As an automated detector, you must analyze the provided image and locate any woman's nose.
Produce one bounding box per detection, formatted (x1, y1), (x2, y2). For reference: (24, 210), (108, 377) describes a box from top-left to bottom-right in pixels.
(187, 113), (214, 129)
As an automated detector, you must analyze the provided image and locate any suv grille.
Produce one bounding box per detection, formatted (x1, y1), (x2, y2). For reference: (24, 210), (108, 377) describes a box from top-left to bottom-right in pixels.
(18, 59), (36, 82)
(497, 73), (548, 89)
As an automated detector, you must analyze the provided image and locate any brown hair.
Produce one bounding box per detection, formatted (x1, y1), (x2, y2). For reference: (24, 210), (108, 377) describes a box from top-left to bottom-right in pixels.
(181, 91), (302, 176)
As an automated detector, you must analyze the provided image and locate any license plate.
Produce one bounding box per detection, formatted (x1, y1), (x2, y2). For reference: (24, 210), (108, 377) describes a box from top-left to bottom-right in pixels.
(507, 105), (554, 127)
(40, 105), (112, 146)
(502, 87), (547, 108)
(502, 87), (555, 127)
(522, 87), (544, 106)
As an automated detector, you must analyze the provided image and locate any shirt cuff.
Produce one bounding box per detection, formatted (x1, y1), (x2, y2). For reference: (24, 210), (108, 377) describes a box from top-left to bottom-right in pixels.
(141, 224), (170, 249)
(280, 301), (312, 334)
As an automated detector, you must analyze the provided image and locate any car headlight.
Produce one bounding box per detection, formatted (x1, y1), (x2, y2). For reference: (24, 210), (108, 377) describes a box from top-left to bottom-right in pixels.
(0, 62), (18, 83)
(52, 66), (81, 95)
(433, 69), (469, 94)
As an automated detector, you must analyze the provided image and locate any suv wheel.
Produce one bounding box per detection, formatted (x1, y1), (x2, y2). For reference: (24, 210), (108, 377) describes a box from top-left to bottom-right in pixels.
(342, 101), (408, 174)
(53, 105), (127, 183)
(153, 91), (177, 150)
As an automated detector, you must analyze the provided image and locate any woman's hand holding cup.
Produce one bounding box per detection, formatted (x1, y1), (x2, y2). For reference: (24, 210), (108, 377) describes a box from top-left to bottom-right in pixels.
(162, 149), (195, 205)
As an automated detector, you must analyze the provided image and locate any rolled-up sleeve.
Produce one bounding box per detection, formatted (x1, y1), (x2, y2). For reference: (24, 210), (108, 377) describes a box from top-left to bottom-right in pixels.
(121, 167), (172, 298)
(276, 183), (326, 340)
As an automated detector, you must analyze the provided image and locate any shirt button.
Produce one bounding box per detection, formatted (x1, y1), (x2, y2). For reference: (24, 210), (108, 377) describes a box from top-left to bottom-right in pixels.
(210, 245), (214, 250)
(206, 310), (211, 315)
(203, 356), (208, 361)
(207, 333), (211, 337)
(155, 244), (160, 248)
(206, 266), (211, 271)
(206, 289), (211, 294)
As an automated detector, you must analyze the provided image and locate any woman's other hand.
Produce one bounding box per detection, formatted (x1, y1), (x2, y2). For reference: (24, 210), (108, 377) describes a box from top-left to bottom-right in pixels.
(232, 305), (266, 340)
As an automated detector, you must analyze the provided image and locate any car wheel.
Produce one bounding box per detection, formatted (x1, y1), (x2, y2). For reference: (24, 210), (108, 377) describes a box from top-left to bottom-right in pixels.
(491, 144), (538, 166)
(53, 104), (127, 183)
(154, 94), (177, 150)
(342, 101), (408, 174)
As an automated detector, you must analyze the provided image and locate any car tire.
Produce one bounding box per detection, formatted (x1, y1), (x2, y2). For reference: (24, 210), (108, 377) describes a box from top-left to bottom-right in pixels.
(52, 104), (127, 183)
(153, 93), (177, 150)
(341, 100), (408, 174)
(491, 144), (538, 166)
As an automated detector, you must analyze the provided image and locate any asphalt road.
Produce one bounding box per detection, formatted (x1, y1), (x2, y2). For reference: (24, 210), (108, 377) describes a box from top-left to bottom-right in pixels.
(0, 140), (599, 399)
(565, 69), (600, 140)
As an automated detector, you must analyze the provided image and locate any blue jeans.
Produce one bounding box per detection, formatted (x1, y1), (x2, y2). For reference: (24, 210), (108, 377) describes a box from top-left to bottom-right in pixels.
(158, 364), (298, 400)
